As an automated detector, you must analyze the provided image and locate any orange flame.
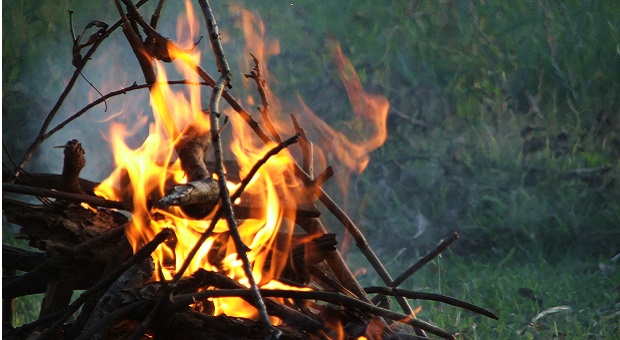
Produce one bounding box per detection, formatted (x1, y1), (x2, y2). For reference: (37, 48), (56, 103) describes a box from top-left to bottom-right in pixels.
(306, 43), (389, 174)
(95, 2), (389, 322)
(95, 2), (306, 320)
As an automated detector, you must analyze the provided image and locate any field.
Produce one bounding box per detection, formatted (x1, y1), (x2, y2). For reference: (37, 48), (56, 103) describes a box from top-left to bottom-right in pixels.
(3, 0), (620, 338)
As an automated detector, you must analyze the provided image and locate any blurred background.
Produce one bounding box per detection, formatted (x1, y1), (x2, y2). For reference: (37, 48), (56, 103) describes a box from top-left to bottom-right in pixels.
(3, 0), (620, 337)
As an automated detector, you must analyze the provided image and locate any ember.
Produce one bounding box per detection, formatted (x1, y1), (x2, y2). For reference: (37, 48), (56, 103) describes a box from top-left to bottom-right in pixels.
(3, 1), (497, 339)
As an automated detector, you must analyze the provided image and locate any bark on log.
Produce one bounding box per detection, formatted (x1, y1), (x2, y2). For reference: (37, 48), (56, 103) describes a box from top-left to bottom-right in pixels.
(166, 125), (220, 219)
(56, 139), (86, 195)
(2, 200), (128, 254)
(40, 139), (86, 316)
(83, 258), (154, 340)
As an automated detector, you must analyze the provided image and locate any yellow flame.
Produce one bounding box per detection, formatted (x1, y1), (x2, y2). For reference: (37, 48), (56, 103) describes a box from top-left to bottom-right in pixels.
(95, 2), (306, 319)
(95, 2), (390, 323)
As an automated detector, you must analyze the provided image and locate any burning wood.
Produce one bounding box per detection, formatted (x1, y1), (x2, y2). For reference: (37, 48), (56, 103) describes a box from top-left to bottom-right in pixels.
(2, 1), (498, 339)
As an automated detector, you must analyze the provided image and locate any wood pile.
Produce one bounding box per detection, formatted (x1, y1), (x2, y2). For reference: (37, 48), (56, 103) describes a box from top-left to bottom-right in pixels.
(2, 1), (497, 339)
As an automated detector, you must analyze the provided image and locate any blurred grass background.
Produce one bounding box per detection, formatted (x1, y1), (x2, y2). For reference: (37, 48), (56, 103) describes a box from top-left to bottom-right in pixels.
(3, 0), (620, 338)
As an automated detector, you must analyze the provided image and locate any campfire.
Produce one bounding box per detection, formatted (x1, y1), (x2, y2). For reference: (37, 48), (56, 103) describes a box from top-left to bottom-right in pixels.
(3, 1), (497, 339)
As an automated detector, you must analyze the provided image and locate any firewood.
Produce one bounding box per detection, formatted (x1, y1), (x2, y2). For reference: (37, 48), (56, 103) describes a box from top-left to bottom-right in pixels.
(82, 258), (154, 340)
(1, 2), (499, 338)
(54, 139), (86, 195)
(155, 311), (311, 340)
(2, 245), (47, 272)
(161, 125), (220, 219)
(3, 200), (128, 253)
(188, 269), (324, 334)
(3, 170), (100, 196)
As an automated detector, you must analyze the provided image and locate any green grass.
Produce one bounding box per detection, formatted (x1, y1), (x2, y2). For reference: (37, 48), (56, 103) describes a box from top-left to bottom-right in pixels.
(348, 252), (620, 339)
(2, 223), (44, 327)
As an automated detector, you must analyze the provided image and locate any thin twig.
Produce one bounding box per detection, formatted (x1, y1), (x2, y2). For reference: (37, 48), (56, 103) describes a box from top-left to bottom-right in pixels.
(44, 80), (207, 139)
(3, 183), (126, 210)
(290, 114), (313, 177)
(393, 232), (459, 288)
(17, 0), (153, 171)
(364, 286), (498, 320)
(114, 0), (157, 85)
(199, 1), (277, 335)
(317, 188), (418, 320)
(244, 53), (282, 143)
(3, 144), (54, 207)
(149, 0), (166, 29)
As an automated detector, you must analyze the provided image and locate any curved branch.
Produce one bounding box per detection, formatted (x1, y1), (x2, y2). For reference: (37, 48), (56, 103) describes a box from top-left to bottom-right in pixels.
(44, 80), (208, 139)
(364, 286), (498, 320)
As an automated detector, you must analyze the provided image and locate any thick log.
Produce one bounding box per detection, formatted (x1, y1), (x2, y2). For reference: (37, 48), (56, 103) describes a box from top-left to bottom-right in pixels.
(83, 258), (154, 340)
(40, 139), (85, 316)
(2, 245), (47, 271)
(154, 311), (311, 340)
(166, 125), (220, 218)
(2, 200), (128, 253)
(3, 263), (105, 299)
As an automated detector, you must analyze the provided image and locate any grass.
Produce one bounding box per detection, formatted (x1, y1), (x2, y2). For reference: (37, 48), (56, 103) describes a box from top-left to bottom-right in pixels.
(348, 252), (620, 339)
(3, 0), (620, 337)
(2, 221), (44, 326)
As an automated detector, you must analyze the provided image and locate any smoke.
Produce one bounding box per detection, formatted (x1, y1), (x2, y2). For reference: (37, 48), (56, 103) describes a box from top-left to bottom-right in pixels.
(2, 1), (197, 181)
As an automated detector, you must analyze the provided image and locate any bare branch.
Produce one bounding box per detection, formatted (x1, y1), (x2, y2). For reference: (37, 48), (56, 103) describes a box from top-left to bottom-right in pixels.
(17, 0), (154, 171)
(245, 53), (282, 143)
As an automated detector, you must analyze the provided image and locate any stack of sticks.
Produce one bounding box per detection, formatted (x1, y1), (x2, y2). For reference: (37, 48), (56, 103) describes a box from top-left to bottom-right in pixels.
(2, 0), (497, 339)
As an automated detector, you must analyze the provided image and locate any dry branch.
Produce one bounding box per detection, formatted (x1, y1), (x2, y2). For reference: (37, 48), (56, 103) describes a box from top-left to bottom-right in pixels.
(200, 0), (276, 334)
(16, 0), (153, 171)
(245, 53), (282, 143)
(393, 232), (460, 288)
(364, 286), (498, 320)
(3, 184), (125, 210)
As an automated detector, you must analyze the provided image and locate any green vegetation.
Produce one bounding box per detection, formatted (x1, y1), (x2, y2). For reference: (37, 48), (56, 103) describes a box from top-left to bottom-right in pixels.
(347, 252), (620, 339)
(3, 0), (619, 337)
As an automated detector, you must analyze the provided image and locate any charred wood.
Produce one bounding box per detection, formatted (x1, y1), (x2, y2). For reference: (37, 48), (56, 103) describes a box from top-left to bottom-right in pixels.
(55, 139), (86, 195)
(82, 258), (154, 340)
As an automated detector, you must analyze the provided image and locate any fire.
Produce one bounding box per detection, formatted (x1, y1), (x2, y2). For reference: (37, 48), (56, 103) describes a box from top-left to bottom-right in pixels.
(95, 2), (389, 322)
(297, 43), (389, 174)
